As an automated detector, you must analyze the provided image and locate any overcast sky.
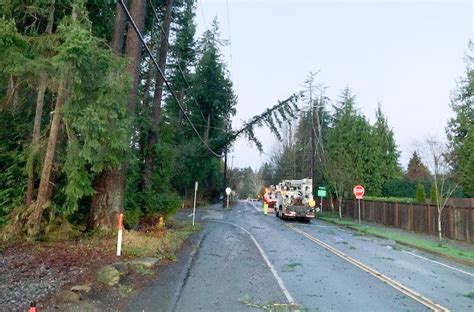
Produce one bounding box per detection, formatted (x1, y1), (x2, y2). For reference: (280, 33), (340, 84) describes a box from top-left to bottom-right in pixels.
(195, 0), (473, 171)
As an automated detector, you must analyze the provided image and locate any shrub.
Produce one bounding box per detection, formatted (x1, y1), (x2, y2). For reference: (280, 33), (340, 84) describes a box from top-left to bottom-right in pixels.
(415, 183), (426, 204)
(364, 196), (414, 204)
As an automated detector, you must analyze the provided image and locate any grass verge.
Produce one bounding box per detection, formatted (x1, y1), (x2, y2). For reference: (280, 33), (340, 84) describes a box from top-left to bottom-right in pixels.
(122, 219), (201, 260)
(318, 212), (474, 266)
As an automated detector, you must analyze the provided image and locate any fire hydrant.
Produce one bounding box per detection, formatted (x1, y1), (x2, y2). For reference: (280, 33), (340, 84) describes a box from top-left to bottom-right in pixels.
(263, 203), (268, 215)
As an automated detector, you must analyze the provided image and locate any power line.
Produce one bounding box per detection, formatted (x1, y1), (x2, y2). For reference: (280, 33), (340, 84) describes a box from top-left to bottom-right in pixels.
(199, 0), (208, 30)
(147, 0), (208, 125)
(119, 0), (222, 158)
(225, 0), (233, 78)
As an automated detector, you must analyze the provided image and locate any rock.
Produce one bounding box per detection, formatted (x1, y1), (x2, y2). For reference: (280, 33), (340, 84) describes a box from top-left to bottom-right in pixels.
(129, 257), (159, 268)
(70, 285), (92, 293)
(112, 262), (129, 276)
(55, 290), (81, 303)
(96, 266), (120, 286)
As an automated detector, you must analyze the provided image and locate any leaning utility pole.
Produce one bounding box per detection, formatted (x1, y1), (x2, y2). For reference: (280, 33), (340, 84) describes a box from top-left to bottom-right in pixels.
(308, 73), (316, 195)
(224, 150), (228, 189)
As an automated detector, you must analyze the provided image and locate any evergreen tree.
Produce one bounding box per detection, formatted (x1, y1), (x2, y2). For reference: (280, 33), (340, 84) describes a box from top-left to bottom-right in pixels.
(415, 183), (426, 204)
(446, 41), (474, 196)
(406, 151), (431, 181)
(173, 18), (236, 200)
(1, 1), (131, 238)
(373, 105), (401, 180)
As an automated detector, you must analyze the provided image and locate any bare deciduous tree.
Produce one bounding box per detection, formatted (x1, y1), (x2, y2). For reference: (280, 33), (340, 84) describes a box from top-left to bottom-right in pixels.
(252, 169), (265, 198)
(418, 137), (459, 246)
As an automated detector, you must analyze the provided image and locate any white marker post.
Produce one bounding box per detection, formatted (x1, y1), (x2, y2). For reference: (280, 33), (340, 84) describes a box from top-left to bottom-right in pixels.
(192, 181), (198, 227)
(117, 213), (124, 256)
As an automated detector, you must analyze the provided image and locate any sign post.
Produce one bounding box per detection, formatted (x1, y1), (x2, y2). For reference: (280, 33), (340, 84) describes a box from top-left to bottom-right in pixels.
(117, 213), (124, 256)
(192, 181), (198, 227)
(225, 187), (231, 209)
(353, 185), (365, 224)
(317, 186), (327, 212)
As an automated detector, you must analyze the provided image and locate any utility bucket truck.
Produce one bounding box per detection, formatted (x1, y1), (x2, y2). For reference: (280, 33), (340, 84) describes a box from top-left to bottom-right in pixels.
(273, 178), (316, 222)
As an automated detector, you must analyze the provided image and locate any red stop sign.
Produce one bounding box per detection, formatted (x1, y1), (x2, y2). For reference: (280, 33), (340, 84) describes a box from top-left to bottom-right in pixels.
(353, 185), (365, 199)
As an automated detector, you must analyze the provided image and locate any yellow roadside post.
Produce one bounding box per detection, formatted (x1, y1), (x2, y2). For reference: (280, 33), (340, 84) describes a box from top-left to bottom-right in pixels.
(263, 202), (268, 215)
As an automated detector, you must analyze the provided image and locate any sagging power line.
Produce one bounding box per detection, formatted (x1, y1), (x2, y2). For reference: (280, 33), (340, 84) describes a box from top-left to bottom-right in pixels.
(119, 0), (223, 158)
(147, 0), (208, 125)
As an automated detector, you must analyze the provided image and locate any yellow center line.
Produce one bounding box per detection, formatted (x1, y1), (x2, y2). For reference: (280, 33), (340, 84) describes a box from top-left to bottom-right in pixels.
(287, 224), (450, 312)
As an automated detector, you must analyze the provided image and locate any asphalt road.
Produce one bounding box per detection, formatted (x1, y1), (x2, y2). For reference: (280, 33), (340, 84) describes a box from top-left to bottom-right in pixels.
(127, 201), (474, 311)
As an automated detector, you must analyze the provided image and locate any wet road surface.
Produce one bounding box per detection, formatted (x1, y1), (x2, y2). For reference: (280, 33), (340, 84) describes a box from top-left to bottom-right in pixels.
(127, 201), (474, 311)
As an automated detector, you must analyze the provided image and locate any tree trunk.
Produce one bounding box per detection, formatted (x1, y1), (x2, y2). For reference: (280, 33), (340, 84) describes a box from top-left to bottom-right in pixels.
(26, 79), (47, 205)
(338, 198), (342, 220)
(111, 0), (128, 54)
(142, 0), (173, 192)
(438, 207), (443, 247)
(25, 1), (56, 206)
(26, 74), (69, 237)
(90, 168), (125, 230)
(91, 0), (146, 229)
(124, 0), (146, 115)
(204, 114), (211, 144)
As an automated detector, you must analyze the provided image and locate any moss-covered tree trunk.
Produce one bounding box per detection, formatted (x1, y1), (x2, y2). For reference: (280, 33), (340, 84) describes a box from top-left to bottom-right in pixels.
(91, 0), (145, 230)
(91, 169), (124, 229)
(26, 79), (47, 206)
(26, 0), (55, 206)
(26, 75), (69, 237)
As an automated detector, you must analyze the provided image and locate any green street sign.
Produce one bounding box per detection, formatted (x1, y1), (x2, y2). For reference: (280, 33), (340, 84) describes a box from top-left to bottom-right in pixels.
(317, 189), (327, 197)
(318, 186), (326, 190)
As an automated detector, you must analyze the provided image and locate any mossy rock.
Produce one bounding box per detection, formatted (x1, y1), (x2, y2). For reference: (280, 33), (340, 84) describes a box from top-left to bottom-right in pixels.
(97, 265), (120, 286)
(112, 262), (130, 276)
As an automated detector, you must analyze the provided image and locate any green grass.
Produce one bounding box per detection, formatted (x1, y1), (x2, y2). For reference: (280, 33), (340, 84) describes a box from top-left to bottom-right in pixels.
(464, 292), (474, 299)
(318, 212), (474, 266)
(122, 220), (200, 260)
(132, 264), (154, 276)
(117, 283), (134, 296)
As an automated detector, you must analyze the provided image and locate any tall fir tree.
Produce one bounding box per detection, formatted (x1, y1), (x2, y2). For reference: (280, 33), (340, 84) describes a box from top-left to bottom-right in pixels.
(446, 41), (474, 196)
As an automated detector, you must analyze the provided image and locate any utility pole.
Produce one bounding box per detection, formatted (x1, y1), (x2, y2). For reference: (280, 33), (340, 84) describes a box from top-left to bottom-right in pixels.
(308, 73), (316, 197)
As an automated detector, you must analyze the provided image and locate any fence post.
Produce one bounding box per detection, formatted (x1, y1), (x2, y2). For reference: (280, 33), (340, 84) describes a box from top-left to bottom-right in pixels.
(467, 208), (471, 243)
(394, 203), (399, 227)
(448, 208), (453, 240)
(382, 201), (386, 225)
(427, 204), (432, 235)
(362, 199), (365, 221)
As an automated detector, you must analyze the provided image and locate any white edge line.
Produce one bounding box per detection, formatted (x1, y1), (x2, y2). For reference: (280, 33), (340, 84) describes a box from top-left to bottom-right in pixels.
(402, 250), (474, 278)
(209, 220), (295, 304)
(248, 201), (261, 212)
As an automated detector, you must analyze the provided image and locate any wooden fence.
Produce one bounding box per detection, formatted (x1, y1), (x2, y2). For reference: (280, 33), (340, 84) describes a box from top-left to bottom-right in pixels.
(323, 200), (474, 243)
